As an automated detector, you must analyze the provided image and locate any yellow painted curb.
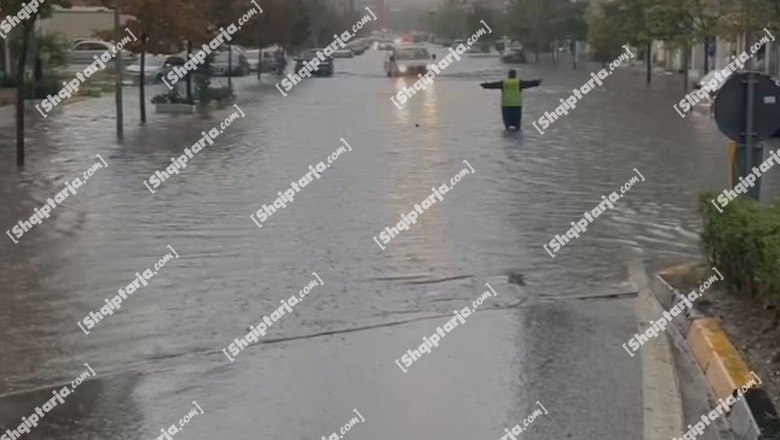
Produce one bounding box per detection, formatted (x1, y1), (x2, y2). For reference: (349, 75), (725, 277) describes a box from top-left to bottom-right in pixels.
(688, 318), (756, 400)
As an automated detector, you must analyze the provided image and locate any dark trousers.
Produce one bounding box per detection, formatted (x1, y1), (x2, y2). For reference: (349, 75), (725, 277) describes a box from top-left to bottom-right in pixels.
(502, 106), (522, 129)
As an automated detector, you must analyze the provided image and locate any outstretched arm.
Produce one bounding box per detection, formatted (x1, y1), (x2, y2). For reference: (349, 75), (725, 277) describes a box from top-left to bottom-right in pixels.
(520, 79), (542, 89)
(480, 80), (503, 89)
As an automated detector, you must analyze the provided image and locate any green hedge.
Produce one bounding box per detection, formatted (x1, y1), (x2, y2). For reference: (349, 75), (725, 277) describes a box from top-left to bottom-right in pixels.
(1, 73), (70, 99)
(699, 192), (780, 302)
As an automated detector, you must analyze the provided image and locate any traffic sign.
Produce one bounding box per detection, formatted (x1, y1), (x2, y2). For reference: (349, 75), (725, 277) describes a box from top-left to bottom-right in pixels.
(715, 72), (780, 141)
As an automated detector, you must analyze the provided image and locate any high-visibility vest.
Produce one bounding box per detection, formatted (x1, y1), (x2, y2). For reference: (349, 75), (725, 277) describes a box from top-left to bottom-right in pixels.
(502, 78), (522, 107)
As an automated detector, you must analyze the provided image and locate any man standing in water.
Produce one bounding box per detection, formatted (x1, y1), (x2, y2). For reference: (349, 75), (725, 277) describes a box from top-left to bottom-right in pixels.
(480, 70), (541, 130)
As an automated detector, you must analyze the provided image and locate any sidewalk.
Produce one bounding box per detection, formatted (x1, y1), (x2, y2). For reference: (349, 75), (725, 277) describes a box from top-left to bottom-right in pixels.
(652, 263), (780, 440)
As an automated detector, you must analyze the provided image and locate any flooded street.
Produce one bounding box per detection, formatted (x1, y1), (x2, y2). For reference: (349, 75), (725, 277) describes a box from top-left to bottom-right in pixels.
(0, 46), (765, 439)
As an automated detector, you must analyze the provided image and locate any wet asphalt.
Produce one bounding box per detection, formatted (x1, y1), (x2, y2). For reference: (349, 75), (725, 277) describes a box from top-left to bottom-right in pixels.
(0, 46), (770, 440)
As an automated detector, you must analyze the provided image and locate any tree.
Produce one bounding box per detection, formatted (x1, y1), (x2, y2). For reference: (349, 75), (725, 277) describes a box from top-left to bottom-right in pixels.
(549, 0), (587, 68)
(92, 0), (221, 112)
(588, 2), (626, 67)
(202, 0), (245, 92)
(646, 0), (696, 89)
(611, 0), (657, 85)
(126, 0), (204, 123)
(509, 0), (567, 63)
(98, 0), (204, 123)
(288, 0), (312, 49)
(688, 0), (726, 73)
(467, 4), (499, 42)
(1, 0), (70, 166)
(432, 2), (468, 41)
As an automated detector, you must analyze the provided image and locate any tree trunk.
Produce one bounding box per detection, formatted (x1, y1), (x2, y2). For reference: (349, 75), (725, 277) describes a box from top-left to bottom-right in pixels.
(571, 38), (577, 70)
(227, 42), (233, 93)
(139, 44), (146, 125)
(186, 40), (192, 100)
(16, 27), (31, 167)
(703, 38), (709, 74)
(646, 42), (652, 86)
(257, 45), (262, 81)
(31, 28), (43, 98)
(683, 42), (689, 93)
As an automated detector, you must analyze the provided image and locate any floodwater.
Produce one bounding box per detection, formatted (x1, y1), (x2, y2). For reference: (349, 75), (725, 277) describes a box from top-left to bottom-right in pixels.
(0, 45), (770, 440)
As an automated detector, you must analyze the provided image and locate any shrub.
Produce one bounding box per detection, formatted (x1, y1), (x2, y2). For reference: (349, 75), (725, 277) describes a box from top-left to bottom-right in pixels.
(151, 88), (194, 105)
(699, 192), (780, 303)
(27, 76), (64, 99)
(1, 72), (67, 99)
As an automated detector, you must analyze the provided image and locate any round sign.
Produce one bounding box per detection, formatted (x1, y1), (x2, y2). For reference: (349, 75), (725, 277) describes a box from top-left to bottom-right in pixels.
(714, 71), (780, 141)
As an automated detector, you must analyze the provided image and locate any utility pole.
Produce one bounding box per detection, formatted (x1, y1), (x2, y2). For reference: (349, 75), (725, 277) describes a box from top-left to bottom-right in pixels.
(114, 4), (124, 143)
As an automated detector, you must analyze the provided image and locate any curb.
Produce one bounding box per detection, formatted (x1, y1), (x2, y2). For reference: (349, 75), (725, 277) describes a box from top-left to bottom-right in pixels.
(650, 264), (780, 440)
(1, 95), (91, 109)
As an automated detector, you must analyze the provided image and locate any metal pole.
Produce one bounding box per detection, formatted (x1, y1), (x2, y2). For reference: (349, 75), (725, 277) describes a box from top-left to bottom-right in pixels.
(744, 28), (761, 200)
(114, 5), (124, 142)
(745, 70), (755, 185)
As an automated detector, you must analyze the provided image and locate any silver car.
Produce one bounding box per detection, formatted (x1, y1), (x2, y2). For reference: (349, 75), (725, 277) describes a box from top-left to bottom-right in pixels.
(71, 40), (135, 66)
(126, 54), (187, 83)
(212, 48), (249, 76)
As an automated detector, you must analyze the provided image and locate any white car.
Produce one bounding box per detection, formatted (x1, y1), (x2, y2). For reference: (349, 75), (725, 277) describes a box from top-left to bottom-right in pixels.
(384, 46), (435, 77)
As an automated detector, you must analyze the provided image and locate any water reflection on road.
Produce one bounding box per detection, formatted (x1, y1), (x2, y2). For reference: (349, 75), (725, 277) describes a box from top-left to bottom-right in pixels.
(0, 47), (768, 440)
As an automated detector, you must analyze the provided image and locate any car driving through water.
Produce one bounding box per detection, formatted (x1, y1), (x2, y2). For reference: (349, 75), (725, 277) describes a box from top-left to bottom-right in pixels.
(384, 45), (435, 77)
(294, 48), (334, 77)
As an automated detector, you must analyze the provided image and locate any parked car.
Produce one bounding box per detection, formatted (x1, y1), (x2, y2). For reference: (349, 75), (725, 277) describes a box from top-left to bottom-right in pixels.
(333, 48), (354, 58)
(126, 54), (187, 83)
(71, 40), (135, 65)
(384, 45), (435, 77)
(347, 41), (366, 55)
(376, 40), (394, 50)
(212, 48), (249, 76)
(294, 48), (333, 76)
(244, 49), (261, 71)
(260, 47), (288, 73)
